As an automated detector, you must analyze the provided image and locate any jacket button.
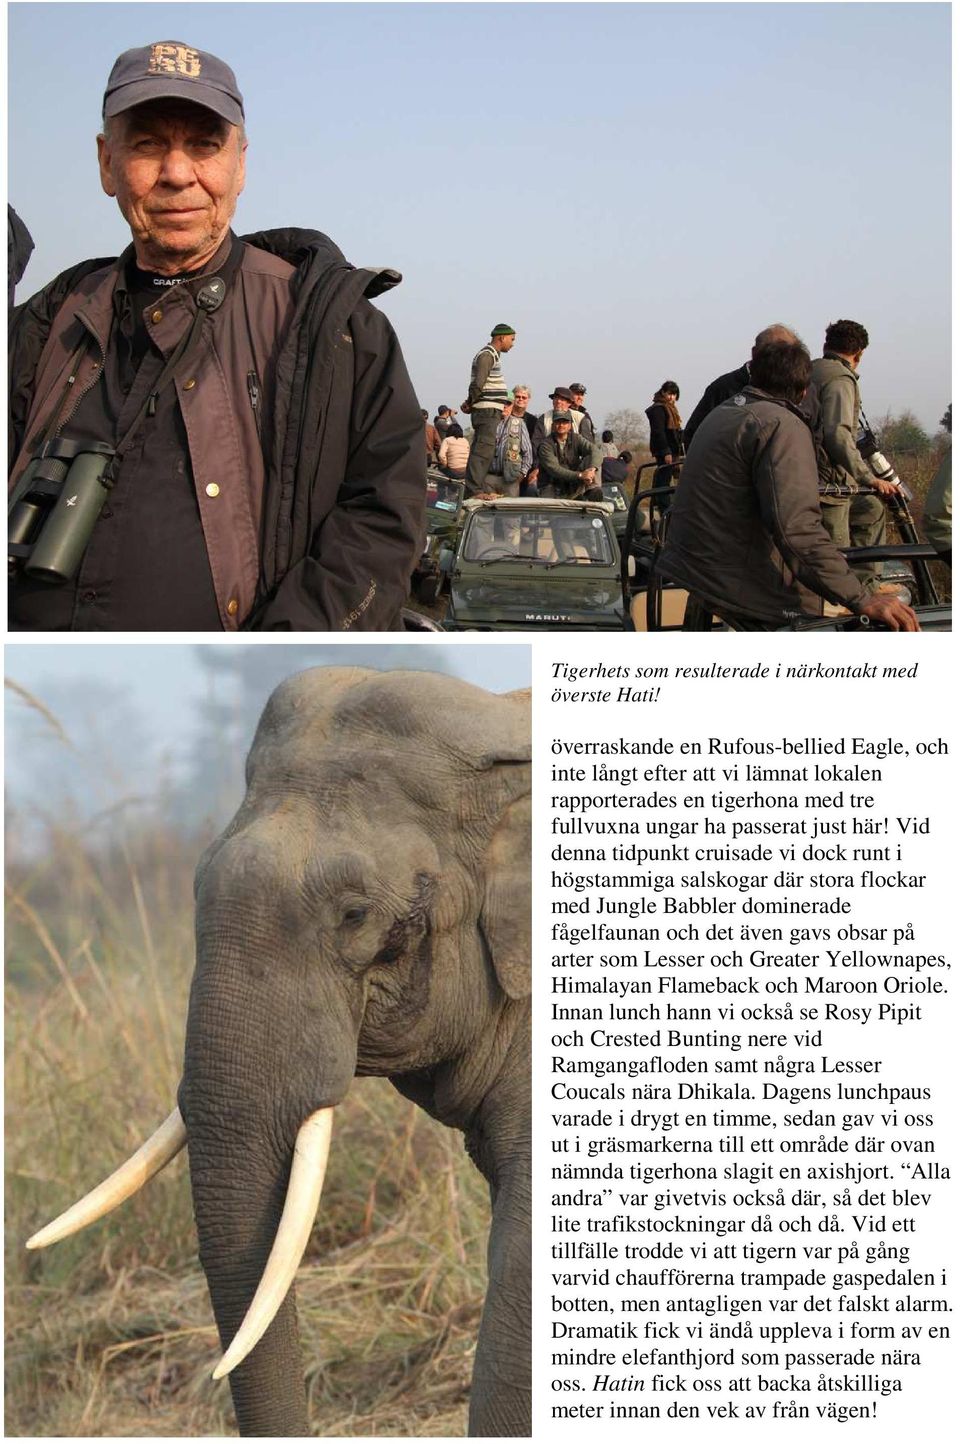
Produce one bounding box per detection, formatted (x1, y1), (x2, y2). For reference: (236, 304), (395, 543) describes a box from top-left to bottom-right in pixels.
(183, 378), (196, 390)
(205, 483), (220, 498)
(151, 309), (163, 323)
(226, 599), (239, 617)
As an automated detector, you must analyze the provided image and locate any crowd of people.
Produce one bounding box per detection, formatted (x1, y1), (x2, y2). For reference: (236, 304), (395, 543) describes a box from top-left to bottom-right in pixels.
(422, 337), (633, 503)
(416, 321), (951, 632)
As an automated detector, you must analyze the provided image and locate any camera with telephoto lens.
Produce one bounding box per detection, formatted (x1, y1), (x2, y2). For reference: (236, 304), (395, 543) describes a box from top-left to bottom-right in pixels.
(856, 425), (902, 489)
(9, 438), (116, 583)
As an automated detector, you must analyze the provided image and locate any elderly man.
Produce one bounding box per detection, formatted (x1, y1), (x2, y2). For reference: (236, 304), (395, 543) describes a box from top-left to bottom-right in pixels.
(9, 41), (424, 631)
(502, 384), (543, 495)
(568, 383), (596, 443)
(683, 323), (807, 447)
(538, 386), (578, 437)
(658, 342), (917, 631)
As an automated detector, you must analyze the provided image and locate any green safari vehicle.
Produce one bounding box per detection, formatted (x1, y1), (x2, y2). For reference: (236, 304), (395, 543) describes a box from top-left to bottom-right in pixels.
(444, 497), (627, 630)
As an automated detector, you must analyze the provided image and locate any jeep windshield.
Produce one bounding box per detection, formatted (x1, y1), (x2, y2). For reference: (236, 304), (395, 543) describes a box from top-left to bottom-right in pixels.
(462, 510), (615, 566)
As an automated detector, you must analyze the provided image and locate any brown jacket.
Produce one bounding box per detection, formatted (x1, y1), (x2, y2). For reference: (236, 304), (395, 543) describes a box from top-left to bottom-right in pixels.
(658, 388), (869, 623)
(10, 235), (293, 628)
(10, 229), (426, 631)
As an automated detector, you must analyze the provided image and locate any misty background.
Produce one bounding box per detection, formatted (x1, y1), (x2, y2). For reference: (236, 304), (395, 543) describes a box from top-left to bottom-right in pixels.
(5, 644), (531, 858)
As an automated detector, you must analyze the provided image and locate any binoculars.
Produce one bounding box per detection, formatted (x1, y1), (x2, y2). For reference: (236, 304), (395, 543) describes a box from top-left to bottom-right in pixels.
(9, 438), (115, 583)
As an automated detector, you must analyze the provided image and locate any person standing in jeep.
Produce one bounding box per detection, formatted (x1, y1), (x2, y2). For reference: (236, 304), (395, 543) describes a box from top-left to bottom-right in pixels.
(463, 324), (516, 495)
(811, 318), (894, 584)
(8, 41), (424, 631)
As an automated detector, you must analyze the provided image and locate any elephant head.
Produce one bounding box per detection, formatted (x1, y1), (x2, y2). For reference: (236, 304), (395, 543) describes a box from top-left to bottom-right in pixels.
(27, 667), (531, 1437)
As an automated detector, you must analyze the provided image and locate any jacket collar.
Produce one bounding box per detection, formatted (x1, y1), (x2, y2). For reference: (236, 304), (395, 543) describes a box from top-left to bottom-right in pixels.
(113, 232), (242, 320)
(72, 231), (241, 350)
(822, 349), (859, 379)
(740, 384), (808, 422)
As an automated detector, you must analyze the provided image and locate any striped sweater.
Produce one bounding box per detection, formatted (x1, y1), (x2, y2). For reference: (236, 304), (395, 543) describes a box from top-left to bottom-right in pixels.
(469, 343), (509, 410)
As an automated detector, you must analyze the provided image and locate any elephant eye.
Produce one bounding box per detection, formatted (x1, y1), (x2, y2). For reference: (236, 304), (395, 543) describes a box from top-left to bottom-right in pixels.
(342, 906), (368, 928)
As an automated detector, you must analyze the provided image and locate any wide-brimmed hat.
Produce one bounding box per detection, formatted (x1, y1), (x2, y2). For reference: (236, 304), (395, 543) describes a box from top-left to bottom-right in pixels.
(103, 41), (244, 125)
(550, 387), (575, 404)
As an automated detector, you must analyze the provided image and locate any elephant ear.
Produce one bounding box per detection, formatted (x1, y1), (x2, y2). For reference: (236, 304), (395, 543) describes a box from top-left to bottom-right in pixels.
(436, 685), (531, 998)
(445, 686), (531, 772)
(461, 689), (530, 999)
(479, 793), (531, 1000)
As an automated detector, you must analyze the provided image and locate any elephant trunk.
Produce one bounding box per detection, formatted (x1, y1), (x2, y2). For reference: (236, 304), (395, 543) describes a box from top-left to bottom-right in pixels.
(181, 911), (358, 1438)
(187, 1133), (310, 1436)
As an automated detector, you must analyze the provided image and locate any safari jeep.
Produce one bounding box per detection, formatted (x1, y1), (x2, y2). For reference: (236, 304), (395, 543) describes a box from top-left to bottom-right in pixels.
(445, 497), (626, 630)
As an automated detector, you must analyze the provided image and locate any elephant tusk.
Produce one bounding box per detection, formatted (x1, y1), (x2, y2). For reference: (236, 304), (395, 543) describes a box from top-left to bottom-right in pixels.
(26, 1106), (187, 1250)
(212, 1108), (333, 1381)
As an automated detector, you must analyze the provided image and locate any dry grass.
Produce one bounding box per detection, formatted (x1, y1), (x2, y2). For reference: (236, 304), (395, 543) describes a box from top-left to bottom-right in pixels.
(5, 821), (486, 1437)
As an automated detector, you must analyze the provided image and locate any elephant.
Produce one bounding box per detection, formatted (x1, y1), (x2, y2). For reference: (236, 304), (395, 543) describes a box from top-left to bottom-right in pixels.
(27, 666), (531, 1438)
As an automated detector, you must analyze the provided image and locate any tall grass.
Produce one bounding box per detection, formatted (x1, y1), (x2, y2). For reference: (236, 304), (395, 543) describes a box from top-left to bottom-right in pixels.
(6, 796), (486, 1435)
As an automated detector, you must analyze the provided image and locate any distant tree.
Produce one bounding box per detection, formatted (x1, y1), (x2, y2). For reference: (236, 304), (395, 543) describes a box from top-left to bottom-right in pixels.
(602, 408), (649, 448)
(877, 410), (931, 459)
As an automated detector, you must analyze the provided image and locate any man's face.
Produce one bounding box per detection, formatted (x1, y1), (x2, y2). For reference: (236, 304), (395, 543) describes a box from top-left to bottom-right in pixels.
(554, 398), (571, 413)
(512, 389), (530, 416)
(496, 333), (516, 352)
(553, 419), (572, 440)
(98, 99), (246, 273)
(571, 390), (585, 408)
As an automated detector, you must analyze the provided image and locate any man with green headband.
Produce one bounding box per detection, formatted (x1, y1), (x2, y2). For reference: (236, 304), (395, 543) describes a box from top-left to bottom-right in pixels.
(463, 323), (516, 494)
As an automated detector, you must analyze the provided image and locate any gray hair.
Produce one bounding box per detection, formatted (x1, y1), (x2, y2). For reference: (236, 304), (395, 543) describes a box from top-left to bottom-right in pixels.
(511, 382), (532, 396)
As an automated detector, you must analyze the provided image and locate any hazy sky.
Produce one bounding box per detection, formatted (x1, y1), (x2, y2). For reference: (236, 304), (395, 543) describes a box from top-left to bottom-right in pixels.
(4, 642), (531, 808)
(8, 2), (951, 432)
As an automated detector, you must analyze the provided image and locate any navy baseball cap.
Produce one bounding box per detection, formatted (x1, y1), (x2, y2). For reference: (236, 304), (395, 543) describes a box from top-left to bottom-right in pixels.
(103, 41), (245, 125)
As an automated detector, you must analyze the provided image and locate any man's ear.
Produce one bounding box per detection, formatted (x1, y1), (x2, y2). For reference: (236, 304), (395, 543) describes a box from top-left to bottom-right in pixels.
(97, 133), (117, 198)
(237, 134), (247, 196)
